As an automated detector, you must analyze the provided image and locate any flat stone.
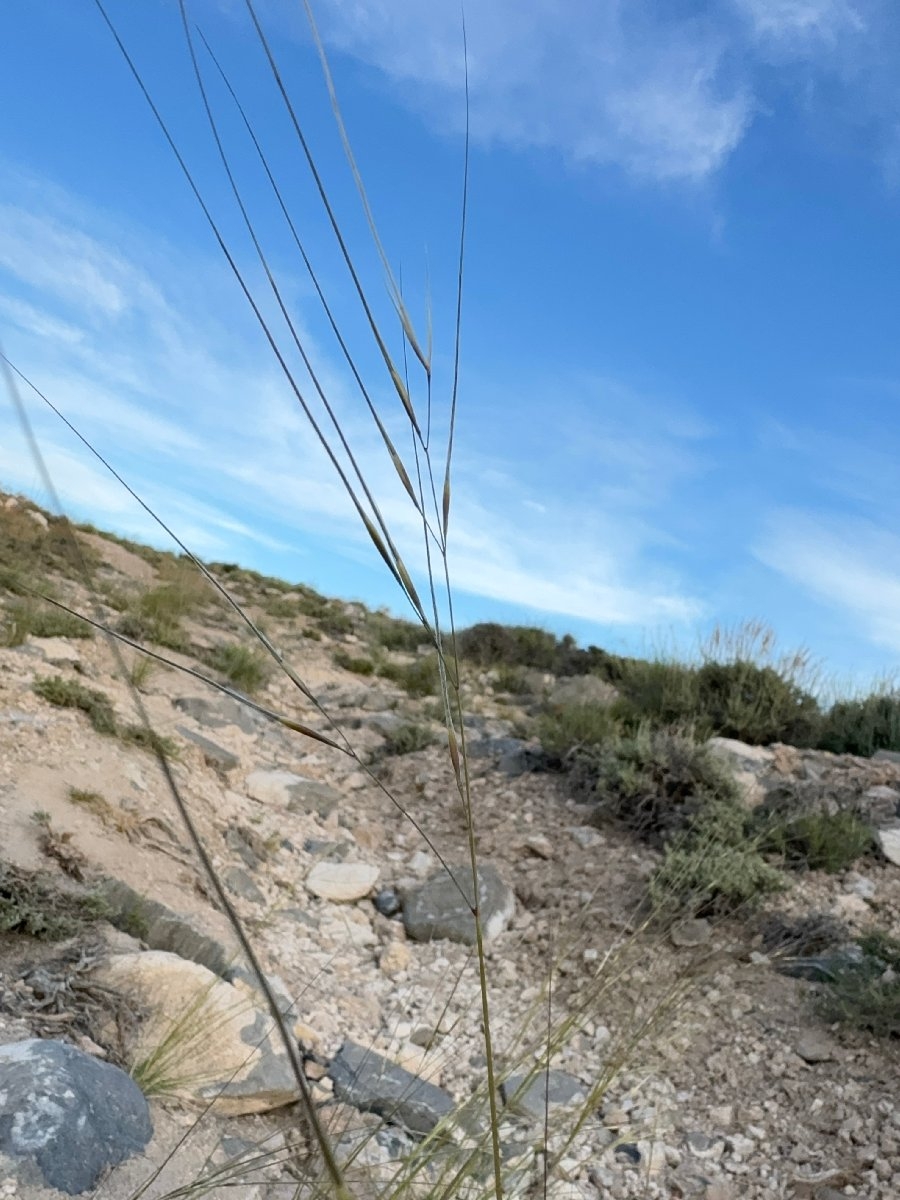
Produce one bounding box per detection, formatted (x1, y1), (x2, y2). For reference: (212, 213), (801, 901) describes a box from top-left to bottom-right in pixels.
(99, 877), (239, 977)
(0, 1038), (152, 1194)
(403, 864), (515, 944)
(874, 749), (900, 765)
(224, 866), (265, 904)
(307, 861), (380, 902)
(28, 636), (83, 666)
(329, 1039), (454, 1134)
(670, 918), (712, 948)
(862, 785), (900, 823)
(246, 769), (340, 817)
(174, 694), (261, 734)
(176, 725), (239, 772)
(92, 951), (300, 1114)
(794, 1030), (836, 1064)
(500, 1069), (586, 1121)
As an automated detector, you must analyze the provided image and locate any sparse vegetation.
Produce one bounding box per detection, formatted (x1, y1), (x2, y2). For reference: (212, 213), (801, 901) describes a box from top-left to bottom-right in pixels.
(119, 724), (180, 760)
(380, 654), (442, 698)
(818, 930), (900, 1038)
(204, 643), (271, 694)
(758, 807), (875, 873)
(378, 722), (438, 757)
(1, 598), (92, 645)
(33, 674), (117, 734)
(0, 862), (109, 939)
(333, 650), (377, 675)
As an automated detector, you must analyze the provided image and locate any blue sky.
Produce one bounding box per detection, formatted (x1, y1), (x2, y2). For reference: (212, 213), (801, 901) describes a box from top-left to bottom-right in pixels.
(2, 0), (900, 693)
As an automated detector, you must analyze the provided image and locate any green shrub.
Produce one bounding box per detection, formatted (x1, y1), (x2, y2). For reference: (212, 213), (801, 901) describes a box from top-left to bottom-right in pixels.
(693, 660), (821, 746)
(334, 650), (376, 676)
(537, 702), (620, 764)
(591, 726), (742, 845)
(379, 722), (438, 756)
(491, 664), (535, 696)
(817, 930), (900, 1038)
(457, 623), (560, 670)
(816, 691), (900, 757)
(0, 862), (110, 940)
(205, 644), (270, 694)
(33, 675), (117, 734)
(116, 610), (187, 652)
(365, 611), (425, 652)
(615, 659), (701, 731)
(119, 724), (179, 759)
(759, 808), (875, 873)
(381, 654), (442, 698)
(2, 600), (93, 644)
(650, 833), (785, 917)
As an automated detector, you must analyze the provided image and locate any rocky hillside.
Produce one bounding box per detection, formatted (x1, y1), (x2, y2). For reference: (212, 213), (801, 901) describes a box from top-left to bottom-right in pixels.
(0, 490), (899, 1200)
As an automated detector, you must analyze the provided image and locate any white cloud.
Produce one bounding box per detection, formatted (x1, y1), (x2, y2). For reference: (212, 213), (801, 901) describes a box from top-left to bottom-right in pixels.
(756, 510), (900, 653)
(309, 0), (751, 182)
(0, 176), (704, 633)
(734, 0), (865, 47)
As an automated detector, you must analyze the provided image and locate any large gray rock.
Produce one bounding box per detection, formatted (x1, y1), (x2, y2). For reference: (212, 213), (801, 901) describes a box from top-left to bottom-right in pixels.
(0, 1039), (152, 1194)
(329, 1040), (454, 1133)
(549, 675), (618, 708)
(403, 864), (514, 944)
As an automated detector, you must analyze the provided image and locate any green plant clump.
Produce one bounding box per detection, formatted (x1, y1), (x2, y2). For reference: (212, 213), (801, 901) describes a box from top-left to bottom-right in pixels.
(33, 675), (117, 734)
(0, 863), (110, 940)
(379, 722), (438, 757)
(759, 808), (875, 873)
(381, 654), (442, 698)
(816, 691), (900, 757)
(817, 930), (900, 1038)
(2, 599), (93, 645)
(333, 650), (377, 676)
(205, 643), (270, 694)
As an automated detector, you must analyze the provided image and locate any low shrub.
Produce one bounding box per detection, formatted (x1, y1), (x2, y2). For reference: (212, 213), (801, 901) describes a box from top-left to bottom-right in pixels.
(118, 724), (179, 759)
(759, 808), (875, 873)
(381, 654), (442, 698)
(0, 862), (110, 940)
(817, 930), (900, 1038)
(816, 691), (900, 757)
(333, 651), (376, 676)
(205, 644), (270, 694)
(365, 611), (425, 653)
(33, 675), (117, 734)
(2, 600), (92, 645)
(379, 722), (438, 756)
(650, 831), (785, 916)
(537, 702), (620, 767)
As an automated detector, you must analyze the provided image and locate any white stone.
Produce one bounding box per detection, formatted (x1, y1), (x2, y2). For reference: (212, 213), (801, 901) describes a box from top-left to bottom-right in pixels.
(878, 825), (900, 867)
(307, 861), (379, 902)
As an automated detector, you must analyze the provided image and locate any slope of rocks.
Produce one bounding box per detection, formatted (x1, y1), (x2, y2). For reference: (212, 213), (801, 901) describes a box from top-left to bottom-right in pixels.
(0, 498), (898, 1200)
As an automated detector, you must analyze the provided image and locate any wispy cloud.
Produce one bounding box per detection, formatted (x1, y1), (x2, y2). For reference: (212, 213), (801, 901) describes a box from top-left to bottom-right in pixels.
(0, 173), (704, 631)
(755, 509), (900, 653)
(311, 0), (750, 182)
(299, 0), (898, 183)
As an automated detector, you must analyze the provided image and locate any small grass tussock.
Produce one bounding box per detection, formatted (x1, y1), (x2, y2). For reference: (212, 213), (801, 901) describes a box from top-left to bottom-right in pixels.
(333, 649), (377, 676)
(204, 643), (271, 694)
(757, 807), (875, 873)
(33, 674), (117, 734)
(118, 724), (180, 760)
(127, 653), (156, 690)
(817, 929), (900, 1038)
(1, 598), (93, 645)
(33, 675), (176, 757)
(380, 654), (443, 698)
(377, 722), (438, 757)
